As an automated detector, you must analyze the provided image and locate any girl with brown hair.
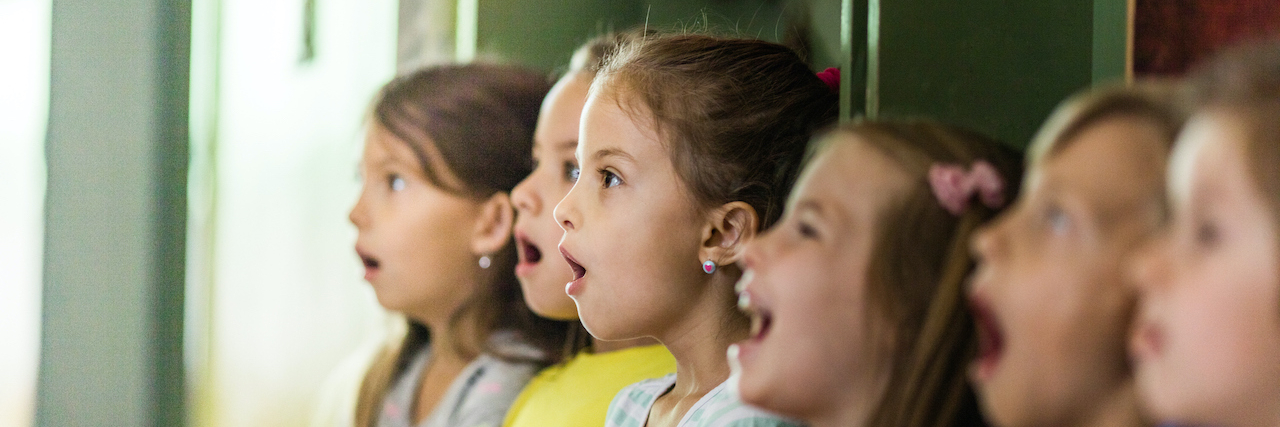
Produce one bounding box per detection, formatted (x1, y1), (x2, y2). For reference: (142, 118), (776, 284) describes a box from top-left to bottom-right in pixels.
(553, 33), (837, 427)
(345, 63), (571, 427)
(502, 31), (677, 427)
(734, 120), (1022, 427)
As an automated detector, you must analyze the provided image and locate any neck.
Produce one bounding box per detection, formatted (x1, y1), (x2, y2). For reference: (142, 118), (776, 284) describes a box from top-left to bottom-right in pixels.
(593, 336), (662, 353)
(1069, 381), (1147, 427)
(655, 275), (749, 400)
(806, 362), (889, 427)
(409, 311), (477, 365)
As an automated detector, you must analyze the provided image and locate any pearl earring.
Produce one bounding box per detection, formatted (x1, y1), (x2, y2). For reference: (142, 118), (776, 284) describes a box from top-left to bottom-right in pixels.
(702, 260), (716, 274)
(479, 255), (492, 269)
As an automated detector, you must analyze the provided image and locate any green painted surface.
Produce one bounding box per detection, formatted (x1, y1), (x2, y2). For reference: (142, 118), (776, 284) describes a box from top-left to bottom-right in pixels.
(874, 1), (1094, 147)
(38, 0), (188, 425)
(1093, 0), (1128, 84)
(476, 0), (840, 73)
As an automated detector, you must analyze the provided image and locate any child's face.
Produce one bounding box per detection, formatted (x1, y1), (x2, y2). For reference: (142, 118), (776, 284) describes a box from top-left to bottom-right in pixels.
(734, 137), (908, 420)
(553, 91), (709, 341)
(349, 125), (483, 323)
(511, 74), (589, 320)
(967, 116), (1169, 427)
(1129, 110), (1280, 427)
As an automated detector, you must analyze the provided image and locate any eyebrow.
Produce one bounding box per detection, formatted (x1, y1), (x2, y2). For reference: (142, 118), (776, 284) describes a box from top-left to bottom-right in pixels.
(555, 140), (579, 151)
(591, 147), (637, 164)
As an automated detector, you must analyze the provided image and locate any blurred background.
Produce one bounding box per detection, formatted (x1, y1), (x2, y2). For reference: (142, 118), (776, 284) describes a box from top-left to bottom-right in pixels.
(2, 0), (1276, 426)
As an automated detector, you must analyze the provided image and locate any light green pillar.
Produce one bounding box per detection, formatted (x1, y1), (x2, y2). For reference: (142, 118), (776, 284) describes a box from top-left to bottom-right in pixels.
(37, 0), (189, 425)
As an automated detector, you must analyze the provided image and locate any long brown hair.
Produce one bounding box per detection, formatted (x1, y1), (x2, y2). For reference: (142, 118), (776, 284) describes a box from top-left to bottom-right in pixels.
(813, 121), (1021, 427)
(593, 33), (839, 229)
(353, 64), (570, 427)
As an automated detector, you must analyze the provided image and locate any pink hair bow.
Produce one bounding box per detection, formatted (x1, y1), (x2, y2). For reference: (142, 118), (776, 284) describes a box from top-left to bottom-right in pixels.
(928, 161), (1007, 215)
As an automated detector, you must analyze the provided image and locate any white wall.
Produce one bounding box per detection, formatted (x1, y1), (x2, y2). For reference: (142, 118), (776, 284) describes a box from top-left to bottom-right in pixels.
(0, 0), (50, 425)
(188, 0), (399, 425)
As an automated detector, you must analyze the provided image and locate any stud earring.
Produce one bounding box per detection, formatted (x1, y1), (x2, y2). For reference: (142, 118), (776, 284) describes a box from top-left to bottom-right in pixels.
(702, 260), (716, 274)
(479, 255), (492, 269)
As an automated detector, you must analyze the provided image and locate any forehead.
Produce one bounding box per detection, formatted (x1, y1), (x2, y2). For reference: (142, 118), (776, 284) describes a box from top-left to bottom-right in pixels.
(1171, 110), (1252, 203)
(534, 75), (591, 149)
(1036, 116), (1169, 213)
(578, 90), (666, 161)
(794, 135), (912, 218)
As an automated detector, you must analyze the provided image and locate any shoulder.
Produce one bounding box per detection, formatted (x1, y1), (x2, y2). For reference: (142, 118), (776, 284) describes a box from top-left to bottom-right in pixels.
(683, 379), (805, 427)
(604, 374), (677, 427)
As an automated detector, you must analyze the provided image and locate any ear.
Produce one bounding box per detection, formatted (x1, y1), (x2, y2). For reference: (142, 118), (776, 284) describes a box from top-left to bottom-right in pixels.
(470, 192), (515, 256)
(698, 201), (760, 267)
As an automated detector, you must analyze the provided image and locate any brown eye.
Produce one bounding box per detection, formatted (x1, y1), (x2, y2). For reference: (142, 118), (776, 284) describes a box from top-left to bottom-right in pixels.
(1195, 221), (1219, 247)
(600, 169), (621, 188)
(797, 221), (818, 239)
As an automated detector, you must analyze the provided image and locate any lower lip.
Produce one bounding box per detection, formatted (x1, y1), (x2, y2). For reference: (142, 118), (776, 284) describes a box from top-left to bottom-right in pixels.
(363, 267), (379, 282)
(971, 349), (1001, 383)
(565, 276), (585, 296)
(734, 321), (768, 367)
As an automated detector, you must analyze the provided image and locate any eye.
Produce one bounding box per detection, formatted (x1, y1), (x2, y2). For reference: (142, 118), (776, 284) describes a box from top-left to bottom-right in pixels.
(564, 162), (580, 183)
(797, 220), (819, 239)
(600, 169), (622, 188)
(1195, 220), (1219, 247)
(387, 174), (406, 192)
(1045, 205), (1070, 235)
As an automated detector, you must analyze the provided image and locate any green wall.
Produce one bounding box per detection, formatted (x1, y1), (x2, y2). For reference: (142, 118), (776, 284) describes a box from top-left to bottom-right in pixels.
(873, 1), (1095, 147)
(476, 0), (835, 72)
(476, 0), (1129, 147)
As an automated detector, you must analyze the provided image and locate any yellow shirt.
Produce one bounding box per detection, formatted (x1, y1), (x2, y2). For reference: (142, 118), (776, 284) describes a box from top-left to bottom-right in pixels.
(501, 344), (676, 427)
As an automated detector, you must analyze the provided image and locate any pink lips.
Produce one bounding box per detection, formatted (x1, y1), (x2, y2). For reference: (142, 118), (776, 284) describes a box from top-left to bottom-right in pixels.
(514, 231), (543, 278)
(560, 247), (587, 295)
(1130, 319), (1165, 362)
(356, 247), (380, 282)
(968, 295), (1005, 383)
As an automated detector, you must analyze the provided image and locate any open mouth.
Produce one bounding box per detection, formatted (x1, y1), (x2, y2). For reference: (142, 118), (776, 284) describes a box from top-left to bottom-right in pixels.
(748, 307), (773, 342)
(356, 248), (380, 280)
(559, 248), (586, 281)
(738, 289), (772, 343)
(516, 233), (542, 265)
(968, 295), (1005, 382)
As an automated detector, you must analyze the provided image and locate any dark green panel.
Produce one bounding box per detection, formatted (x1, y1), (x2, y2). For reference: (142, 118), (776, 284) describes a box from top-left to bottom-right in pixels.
(1092, 0), (1129, 84)
(476, 0), (643, 72)
(876, 1), (1093, 147)
(476, 0), (832, 73)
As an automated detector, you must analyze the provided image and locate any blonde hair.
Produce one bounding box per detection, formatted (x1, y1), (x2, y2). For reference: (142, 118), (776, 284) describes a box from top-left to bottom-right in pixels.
(812, 120), (1021, 427)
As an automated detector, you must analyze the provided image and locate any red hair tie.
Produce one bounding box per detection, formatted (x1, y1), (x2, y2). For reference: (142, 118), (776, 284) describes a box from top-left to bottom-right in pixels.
(816, 67), (840, 93)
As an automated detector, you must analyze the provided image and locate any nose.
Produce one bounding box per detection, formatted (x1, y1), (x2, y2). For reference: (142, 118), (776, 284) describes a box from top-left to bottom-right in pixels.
(1127, 234), (1171, 295)
(511, 174), (540, 216)
(349, 191), (368, 228)
(553, 184), (580, 232)
(970, 216), (1007, 264)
